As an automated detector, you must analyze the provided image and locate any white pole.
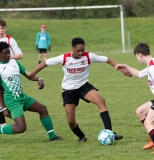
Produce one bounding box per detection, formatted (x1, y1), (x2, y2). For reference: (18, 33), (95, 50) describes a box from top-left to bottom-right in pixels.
(120, 5), (125, 53)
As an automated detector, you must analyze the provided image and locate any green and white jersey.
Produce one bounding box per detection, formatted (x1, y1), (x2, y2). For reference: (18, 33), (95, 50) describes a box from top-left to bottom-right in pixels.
(0, 59), (26, 99)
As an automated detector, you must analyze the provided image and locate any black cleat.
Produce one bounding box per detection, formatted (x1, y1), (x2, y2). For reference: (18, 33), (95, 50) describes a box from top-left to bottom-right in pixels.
(78, 136), (87, 142)
(49, 136), (64, 142)
(113, 132), (123, 140)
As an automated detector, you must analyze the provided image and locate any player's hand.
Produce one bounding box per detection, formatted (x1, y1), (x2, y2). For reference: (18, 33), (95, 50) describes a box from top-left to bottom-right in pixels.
(3, 109), (12, 119)
(120, 68), (132, 77)
(48, 46), (51, 52)
(115, 64), (132, 77)
(38, 78), (45, 89)
(36, 45), (39, 52)
(115, 64), (128, 70)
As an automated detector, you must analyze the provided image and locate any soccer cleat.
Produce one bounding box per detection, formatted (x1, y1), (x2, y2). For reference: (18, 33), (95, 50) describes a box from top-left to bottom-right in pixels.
(113, 132), (123, 140)
(78, 136), (87, 142)
(143, 139), (154, 150)
(49, 136), (64, 142)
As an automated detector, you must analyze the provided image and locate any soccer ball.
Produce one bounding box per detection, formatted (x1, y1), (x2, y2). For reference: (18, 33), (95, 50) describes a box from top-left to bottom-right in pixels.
(98, 129), (115, 145)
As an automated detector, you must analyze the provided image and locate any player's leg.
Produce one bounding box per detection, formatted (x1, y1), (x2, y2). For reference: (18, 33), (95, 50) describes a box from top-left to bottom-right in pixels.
(136, 101), (154, 149)
(81, 83), (122, 140)
(0, 106), (7, 127)
(143, 103), (154, 150)
(38, 53), (42, 64)
(43, 53), (47, 61)
(27, 100), (63, 141)
(62, 89), (87, 142)
(136, 101), (151, 122)
(0, 108), (27, 134)
(37, 49), (42, 64)
(43, 49), (47, 61)
(65, 104), (87, 142)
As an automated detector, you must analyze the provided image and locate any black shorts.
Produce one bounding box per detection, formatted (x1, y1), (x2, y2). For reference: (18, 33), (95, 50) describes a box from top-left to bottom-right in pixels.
(151, 100), (154, 110)
(38, 48), (47, 54)
(62, 82), (98, 106)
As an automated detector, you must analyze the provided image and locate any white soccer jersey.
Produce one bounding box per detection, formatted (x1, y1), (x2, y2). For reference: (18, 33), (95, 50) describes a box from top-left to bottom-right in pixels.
(147, 58), (154, 94)
(139, 68), (148, 78)
(0, 34), (23, 56)
(0, 59), (26, 99)
(46, 52), (108, 90)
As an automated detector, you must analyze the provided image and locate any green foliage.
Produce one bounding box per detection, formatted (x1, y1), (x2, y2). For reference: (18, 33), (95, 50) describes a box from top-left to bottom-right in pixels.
(132, 0), (154, 17)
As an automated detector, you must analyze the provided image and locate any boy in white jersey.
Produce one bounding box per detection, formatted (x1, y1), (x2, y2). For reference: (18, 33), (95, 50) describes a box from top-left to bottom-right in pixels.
(0, 19), (23, 127)
(27, 37), (132, 142)
(0, 42), (62, 142)
(115, 42), (154, 151)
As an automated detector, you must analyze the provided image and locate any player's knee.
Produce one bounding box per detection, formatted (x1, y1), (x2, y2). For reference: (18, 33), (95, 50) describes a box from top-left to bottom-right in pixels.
(40, 105), (48, 113)
(136, 107), (143, 118)
(17, 125), (27, 133)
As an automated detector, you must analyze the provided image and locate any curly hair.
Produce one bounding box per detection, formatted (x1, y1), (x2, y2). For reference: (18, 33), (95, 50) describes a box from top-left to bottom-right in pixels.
(0, 42), (9, 53)
(72, 37), (85, 47)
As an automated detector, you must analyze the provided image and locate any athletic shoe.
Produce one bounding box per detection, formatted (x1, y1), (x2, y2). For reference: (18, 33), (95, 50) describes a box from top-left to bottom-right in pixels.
(143, 139), (154, 150)
(78, 136), (87, 142)
(49, 136), (63, 142)
(113, 132), (123, 140)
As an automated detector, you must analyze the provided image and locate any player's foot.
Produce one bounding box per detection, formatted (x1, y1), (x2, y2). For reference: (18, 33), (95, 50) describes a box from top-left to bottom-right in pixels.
(78, 136), (87, 142)
(113, 132), (123, 140)
(49, 136), (64, 142)
(143, 139), (154, 150)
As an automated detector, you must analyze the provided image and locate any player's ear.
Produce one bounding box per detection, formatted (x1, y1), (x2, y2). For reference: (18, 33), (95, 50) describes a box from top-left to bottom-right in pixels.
(72, 47), (74, 51)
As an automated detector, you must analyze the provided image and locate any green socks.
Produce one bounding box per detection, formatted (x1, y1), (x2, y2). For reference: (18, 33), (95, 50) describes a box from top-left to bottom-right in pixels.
(41, 116), (56, 139)
(0, 124), (14, 134)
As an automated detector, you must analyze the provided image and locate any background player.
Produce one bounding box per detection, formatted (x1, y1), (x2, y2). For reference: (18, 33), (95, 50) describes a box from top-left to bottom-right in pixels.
(36, 24), (51, 64)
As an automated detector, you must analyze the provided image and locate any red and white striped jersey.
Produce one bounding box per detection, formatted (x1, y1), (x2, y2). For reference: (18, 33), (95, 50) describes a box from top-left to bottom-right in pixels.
(0, 34), (23, 56)
(46, 52), (108, 90)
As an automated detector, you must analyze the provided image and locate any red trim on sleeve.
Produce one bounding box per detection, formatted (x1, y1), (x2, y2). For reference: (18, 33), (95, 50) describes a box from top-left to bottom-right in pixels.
(62, 52), (72, 66)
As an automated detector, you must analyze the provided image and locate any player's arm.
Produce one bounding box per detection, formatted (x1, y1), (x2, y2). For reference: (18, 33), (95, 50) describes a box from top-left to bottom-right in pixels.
(11, 54), (23, 60)
(26, 55), (63, 78)
(115, 64), (140, 78)
(26, 61), (47, 78)
(10, 38), (23, 60)
(16, 61), (45, 89)
(107, 57), (132, 77)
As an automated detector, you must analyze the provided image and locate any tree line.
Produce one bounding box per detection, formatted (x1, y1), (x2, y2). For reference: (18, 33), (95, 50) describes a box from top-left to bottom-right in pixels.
(0, 0), (154, 18)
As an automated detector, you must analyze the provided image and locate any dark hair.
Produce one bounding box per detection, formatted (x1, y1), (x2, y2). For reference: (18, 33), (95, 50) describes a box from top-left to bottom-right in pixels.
(0, 19), (6, 27)
(0, 42), (9, 52)
(72, 37), (85, 47)
(134, 42), (150, 56)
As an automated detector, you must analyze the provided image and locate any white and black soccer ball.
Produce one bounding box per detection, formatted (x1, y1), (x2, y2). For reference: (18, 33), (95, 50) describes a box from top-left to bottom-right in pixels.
(98, 129), (115, 145)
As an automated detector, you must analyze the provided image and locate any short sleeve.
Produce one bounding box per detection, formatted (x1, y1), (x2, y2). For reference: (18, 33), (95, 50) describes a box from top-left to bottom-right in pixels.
(89, 53), (108, 63)
(16, 61), (26, 76)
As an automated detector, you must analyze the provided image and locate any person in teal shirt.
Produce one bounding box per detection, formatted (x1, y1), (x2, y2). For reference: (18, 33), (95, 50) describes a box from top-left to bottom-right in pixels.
(36, 24), (51, 64)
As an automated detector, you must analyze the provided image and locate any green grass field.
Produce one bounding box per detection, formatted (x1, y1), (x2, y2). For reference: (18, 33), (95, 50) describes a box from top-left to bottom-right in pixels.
(0, 18), (154, 160)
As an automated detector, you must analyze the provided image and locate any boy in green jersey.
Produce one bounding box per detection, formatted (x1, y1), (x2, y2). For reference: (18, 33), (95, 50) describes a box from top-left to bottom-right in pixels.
(0, 41), (62, 142)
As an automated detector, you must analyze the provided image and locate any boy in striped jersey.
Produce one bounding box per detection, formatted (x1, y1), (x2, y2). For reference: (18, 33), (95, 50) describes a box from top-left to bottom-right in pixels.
(115, 42), (154, 151)
(0, 42), (62, 142)
(27, 37), (132, 142)
(0, 19), (23, 128)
